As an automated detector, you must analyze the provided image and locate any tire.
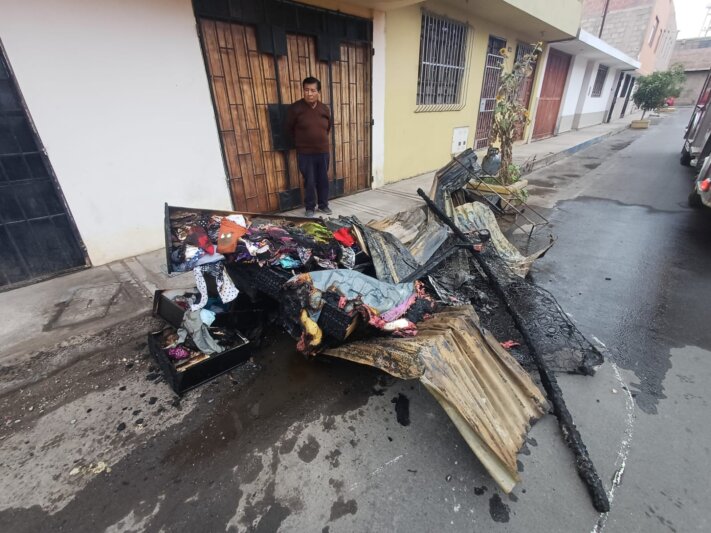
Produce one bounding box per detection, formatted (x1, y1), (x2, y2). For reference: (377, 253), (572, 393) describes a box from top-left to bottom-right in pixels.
(680, 147), (692, 167)
(688, 188), (703, 208)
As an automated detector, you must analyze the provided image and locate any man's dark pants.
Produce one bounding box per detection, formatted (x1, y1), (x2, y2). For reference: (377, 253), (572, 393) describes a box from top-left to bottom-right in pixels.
(297, 152), (329, 210)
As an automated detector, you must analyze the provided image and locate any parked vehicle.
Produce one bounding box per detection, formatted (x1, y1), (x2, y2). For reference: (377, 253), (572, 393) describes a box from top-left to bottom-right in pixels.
(689, 154), (711, 208)
(681, 69), (711, 169)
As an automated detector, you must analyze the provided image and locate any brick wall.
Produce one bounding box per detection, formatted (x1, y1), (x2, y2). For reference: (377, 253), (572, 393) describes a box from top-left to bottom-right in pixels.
(581, 5), (653, 56)
(670, 38), (711, 71)
(677, 70), (710, 106)
(582, 0), (676, 74)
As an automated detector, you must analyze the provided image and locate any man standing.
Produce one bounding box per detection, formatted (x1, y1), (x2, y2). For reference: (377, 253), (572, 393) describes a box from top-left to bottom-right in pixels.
(286, 76), (332, 217)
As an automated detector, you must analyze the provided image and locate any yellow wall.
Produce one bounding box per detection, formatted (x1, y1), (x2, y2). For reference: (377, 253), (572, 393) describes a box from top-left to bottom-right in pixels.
(383, 1), (543, 183)
(297, 0), (373, 19)
(505, 0), (582, 38)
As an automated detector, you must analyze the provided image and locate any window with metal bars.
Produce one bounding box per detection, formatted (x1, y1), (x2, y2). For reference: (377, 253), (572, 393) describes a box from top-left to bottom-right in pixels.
(591, 64), (608, 98)
(416, 11), (471, 111)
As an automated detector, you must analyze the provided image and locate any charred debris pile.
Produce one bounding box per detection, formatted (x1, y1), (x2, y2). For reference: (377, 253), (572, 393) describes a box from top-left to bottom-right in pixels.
(150, 149), (609, 511)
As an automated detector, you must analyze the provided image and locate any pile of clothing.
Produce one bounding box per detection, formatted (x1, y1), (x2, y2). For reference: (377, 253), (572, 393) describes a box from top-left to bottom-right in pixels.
(281, 270), (436, 354)
(166, 208), (439, 356)
(169, 212), (356, 274)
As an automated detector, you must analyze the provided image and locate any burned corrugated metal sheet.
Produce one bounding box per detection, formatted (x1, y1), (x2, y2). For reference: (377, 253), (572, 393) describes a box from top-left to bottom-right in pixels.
(340, 215), (420, 284)
(324, 305), (547, 493)
(367, 206), (449, 265)
(427, 149), (483, 212)
(454, 202), (554, 278)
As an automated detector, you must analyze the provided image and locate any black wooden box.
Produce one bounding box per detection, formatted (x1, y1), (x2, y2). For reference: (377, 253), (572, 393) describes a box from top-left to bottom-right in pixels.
(147, 329), (251, 396)
(149, 289), (253, 395)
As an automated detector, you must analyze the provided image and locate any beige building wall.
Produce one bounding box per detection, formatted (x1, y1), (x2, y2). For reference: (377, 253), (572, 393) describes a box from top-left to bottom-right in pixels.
(382, 2), (545, 183)
(638, 0), (676, 74)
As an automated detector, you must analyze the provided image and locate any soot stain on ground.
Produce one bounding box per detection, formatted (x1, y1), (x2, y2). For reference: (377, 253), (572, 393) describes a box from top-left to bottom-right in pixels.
(329, 497), (358, 521)
(325, 449), (342, 468)
(392, 393), (411, 426)
(297, 434), (320, 463)
(279, 434), (299, 455)
(253, 502), (291, 533)
(489, 494), (510, 523)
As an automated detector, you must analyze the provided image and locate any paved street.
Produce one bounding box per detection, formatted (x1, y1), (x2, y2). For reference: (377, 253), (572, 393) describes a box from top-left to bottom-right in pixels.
(1, 109), (709, 533)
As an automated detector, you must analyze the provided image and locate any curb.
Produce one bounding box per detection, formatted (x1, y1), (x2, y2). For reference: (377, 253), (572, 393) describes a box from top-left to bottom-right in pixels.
(518, 122), (633, 177)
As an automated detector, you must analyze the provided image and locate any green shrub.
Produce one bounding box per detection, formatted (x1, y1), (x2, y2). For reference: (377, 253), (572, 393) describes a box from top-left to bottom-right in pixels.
(633, 65), (685, 119)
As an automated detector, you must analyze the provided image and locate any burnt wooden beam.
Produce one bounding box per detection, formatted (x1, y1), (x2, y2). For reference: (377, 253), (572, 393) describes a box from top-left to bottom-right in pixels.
(417, 187), (610, 513)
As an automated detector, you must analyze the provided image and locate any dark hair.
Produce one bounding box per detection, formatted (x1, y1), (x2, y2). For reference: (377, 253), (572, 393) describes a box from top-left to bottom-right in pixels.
(302, 76), (321, 92)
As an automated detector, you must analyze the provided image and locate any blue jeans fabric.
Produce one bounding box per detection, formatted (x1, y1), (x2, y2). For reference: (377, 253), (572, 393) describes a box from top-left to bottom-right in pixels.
(297, 152), (329, 210)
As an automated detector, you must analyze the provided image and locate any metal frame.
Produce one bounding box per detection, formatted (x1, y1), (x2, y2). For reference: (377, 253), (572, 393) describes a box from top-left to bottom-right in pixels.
(451, 157), (549, 237)
(591, 64), (609, 97)
(473, 36), (507, 148)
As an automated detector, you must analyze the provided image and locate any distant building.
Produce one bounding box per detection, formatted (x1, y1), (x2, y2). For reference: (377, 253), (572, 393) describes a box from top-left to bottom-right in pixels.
(581, 0), (677, 75)
(537, 29), (639, 137)
(670, 37), (711, 105)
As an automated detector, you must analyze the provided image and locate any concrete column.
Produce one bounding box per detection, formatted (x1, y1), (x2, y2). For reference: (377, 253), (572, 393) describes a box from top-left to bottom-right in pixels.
(371, 10), (386, 189)
(572, 59), (596, 130)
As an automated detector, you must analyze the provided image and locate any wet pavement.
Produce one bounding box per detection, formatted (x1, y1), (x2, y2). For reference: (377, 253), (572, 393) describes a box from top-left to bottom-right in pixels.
(1, 109), (710, 532)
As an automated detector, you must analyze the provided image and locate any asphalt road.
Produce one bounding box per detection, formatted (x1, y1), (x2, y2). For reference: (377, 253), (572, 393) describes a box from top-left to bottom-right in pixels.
(1, 109), (709, 533)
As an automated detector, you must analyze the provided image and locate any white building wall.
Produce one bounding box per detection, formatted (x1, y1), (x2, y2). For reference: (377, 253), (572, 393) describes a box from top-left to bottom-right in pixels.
(0, 0), (231, 265)
(580, 62), (616, 116)
(558, 55), (588, 133)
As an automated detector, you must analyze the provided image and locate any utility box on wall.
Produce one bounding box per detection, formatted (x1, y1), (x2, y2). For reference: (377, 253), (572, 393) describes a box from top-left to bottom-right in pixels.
(451, 127), (469, 154)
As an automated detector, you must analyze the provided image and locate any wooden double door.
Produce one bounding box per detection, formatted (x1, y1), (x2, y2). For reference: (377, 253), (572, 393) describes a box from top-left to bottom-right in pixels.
(200, 19), (372, 212)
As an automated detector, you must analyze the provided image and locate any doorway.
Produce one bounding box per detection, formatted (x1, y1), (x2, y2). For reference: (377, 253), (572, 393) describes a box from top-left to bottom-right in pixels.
(532, 49), (571, 140)
(196, 0), (372, 212)
(513, 43), (538, 141)
(474, 36), (506, 149)
(0, 44), (86, 288)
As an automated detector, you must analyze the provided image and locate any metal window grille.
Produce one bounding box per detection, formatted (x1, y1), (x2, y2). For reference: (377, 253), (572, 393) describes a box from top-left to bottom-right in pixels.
(416, 11), (472, 112)
(473, 36), (506, 148)
(513, 43), (537, 102)
(591, 65), (608, 97)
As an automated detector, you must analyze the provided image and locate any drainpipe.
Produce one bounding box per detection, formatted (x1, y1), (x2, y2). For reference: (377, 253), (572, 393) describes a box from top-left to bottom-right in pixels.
(599, 0), (611, 38)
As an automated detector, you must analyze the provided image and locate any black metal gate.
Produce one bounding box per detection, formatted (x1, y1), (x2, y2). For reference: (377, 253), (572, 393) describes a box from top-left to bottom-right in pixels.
(0, 43), (86, 289)
(474, 36), (506, 149)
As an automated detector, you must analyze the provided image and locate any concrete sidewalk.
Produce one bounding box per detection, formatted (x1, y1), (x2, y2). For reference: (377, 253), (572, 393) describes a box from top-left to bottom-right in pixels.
(512, 109), (643, 172)
(0, 111), (641, 368)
